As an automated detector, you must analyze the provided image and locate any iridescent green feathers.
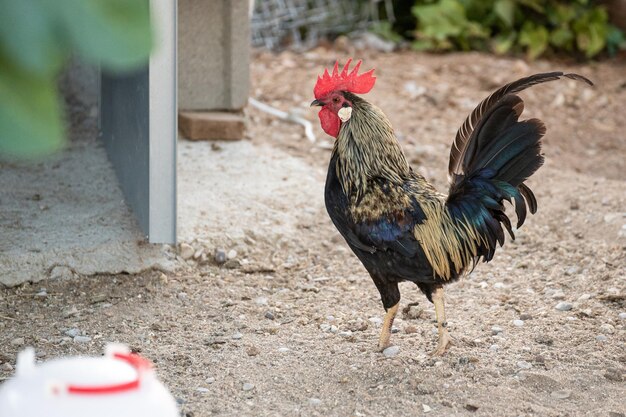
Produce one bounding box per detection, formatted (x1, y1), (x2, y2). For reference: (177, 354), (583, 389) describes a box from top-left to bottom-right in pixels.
(445, 72), (593, 268)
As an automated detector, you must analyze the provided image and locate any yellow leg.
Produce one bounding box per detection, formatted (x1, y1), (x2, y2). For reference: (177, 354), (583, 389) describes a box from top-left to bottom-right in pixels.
(378, 302), (399, 351)
(431, 286), (453, 356)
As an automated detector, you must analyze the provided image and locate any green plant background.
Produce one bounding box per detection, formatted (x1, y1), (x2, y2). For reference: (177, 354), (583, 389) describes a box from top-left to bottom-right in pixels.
(0, 0), (151, 159)
(407, 0), (624, 59)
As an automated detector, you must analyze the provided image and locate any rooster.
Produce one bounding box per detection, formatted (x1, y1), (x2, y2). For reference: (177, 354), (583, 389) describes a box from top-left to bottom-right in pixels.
(311, 59), (591, 355)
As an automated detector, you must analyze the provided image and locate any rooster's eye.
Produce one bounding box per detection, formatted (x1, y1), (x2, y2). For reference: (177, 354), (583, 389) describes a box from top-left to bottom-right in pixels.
(333, 97), (340, 103)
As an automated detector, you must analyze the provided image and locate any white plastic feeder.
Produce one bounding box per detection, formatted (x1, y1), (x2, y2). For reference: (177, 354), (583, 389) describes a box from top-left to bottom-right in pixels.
(0, 344), (178, 417)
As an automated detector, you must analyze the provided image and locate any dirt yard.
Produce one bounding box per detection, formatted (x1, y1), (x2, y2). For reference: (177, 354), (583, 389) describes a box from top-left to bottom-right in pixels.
(1, 50), (625, 416)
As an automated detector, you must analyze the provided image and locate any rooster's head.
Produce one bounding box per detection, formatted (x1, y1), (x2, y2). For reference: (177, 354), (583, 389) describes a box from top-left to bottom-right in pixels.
(311, 59), (376, 138)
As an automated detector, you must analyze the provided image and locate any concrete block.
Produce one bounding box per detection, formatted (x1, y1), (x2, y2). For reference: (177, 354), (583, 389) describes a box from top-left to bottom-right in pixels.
(178, 0), (250, 111)
(178, 111), (245, 140)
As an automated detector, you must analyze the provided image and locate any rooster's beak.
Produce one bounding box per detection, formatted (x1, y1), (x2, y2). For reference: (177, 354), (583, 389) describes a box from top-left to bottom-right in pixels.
(310, 99), (324, 107)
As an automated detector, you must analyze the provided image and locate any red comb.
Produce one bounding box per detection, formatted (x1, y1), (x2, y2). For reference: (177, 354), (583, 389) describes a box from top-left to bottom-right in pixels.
(314, 59), (376, 99)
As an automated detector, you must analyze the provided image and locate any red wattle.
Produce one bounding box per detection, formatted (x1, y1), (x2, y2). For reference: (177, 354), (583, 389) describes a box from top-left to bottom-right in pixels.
(319, 107), (341, 138)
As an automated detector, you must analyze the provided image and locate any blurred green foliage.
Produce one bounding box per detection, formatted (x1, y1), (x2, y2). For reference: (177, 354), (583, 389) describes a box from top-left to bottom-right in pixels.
(0, 0), (151, 159)
(409, 0), (625, 59)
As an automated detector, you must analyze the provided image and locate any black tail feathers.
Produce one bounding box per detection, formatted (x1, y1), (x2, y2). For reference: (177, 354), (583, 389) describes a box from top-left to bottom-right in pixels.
(446, 72), (591, 262)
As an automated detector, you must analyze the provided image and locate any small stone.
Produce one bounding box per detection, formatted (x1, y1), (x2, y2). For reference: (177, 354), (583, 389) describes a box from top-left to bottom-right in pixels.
(64, 328), (80, 337)
(193, 248), (204, 260)
(196, 387), (209, 393)
(2, 363), (13, 371)
(604, 368), (624, 382)
(63, 306), (79, 318)
(600, 323), (615, 334)
(552, 93), (565, 107)
(339, 330), (353, 338)
(179, 243), (194, 260)
(494, 282), (506, 289)
(564, 266), (580, 276)
(422, 404), (432, 413)
(550, 390), (571, 399)
(214, 248), (227, 264)
(227, 249), (237, 260)
(255, 297), (268, 306)
(232, 332), (243, 340)
(513, 320), (524, 327)
(264, 311), (275, 320)
(177, 292), (188, 300)
(517, 360), (532, 369)
(206, 377), (216, 384)
(309, 398), (322, 406)
(555, 302), (573, 311)
(535, 335), (553, 345)
(246, 346), (260, 356)
(519, 313), (532, 321)
(368, 317), (383, 326)
(10, 338), (24, 347)
(383, 346), (400, 357)
(596, 335), (608, 342)
(551, 290), (566, 300)
(405, 325), (418, 334)
(35, 290), (48, 298)
(329, 325), (338, 333)
(405, 304), (423, 319)
(277, 347), (290, 353)
(320, 323), (331, 332)
(491, 325), (503, 335)
(73, 335), (91, 343)
(577, 294), (591, 302)
(91, 293), (109, 304)
(604, 213), (624, 223)
(619, 312), (626, 320)
(242, 383), (255, 392)
(346, 319), (368, 332)
(223, 259), (240, 269)
(464, 403), (479, 412)
(489, 344), (499, 352)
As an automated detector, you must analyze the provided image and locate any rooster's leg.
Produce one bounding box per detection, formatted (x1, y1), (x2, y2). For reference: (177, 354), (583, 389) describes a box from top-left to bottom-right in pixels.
(377, 302), (399, 351)
(431, 286), (453, 356)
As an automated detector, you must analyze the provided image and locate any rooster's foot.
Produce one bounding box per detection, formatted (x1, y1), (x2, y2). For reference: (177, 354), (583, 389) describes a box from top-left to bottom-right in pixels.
(430, 333), (453, 356)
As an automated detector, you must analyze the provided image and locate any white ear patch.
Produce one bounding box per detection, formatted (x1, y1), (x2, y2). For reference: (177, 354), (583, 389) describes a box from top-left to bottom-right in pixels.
(338, 106), (352, 122)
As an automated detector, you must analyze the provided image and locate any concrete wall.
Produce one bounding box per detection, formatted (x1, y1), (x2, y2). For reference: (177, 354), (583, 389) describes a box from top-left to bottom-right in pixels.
(178, 0), (250, 111)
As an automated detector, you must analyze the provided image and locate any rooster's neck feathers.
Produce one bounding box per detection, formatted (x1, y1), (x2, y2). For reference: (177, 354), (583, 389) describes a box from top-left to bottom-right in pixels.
(333, 93), (410, 200)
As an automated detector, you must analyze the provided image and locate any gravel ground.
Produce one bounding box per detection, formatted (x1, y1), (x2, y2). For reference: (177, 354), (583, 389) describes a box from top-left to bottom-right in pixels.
(1, 49), (625, 417)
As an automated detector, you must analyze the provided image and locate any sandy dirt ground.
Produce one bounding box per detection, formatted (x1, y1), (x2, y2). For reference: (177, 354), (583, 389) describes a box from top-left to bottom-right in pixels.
(1, 50), (625, 417)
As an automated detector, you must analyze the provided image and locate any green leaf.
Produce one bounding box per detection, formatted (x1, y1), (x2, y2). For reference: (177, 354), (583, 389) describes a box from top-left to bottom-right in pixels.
(519, 22), (549, 60)
(54, 0), (152, 70)
(494, 0), (515, 28)
(573, 8), (608, 58)
(492, 32), (516, 54)
(546, 3), (577, 26)
(550, 27), (574, 48)
(370, 21), (403, 44)
(0, 56), (64, 158)
(413, 0), (487, 50)
(606, 24), (626, 56)
(412, 39), (436, 51)
(0, 0), (67, 76)
(516, 0), (544, 13)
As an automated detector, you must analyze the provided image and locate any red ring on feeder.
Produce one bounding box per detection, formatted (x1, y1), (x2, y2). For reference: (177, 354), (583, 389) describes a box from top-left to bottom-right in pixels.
(64, 352), (152, 395)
